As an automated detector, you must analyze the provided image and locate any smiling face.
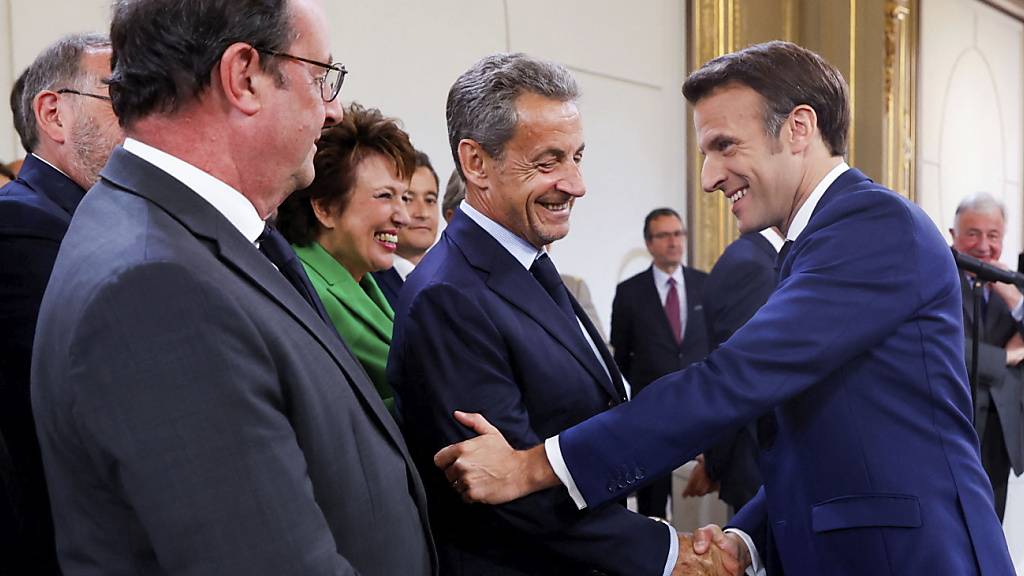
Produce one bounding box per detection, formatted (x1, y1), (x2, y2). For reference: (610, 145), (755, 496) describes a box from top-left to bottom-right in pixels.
(473, 92), (586, 249)
(396, 165), (439, 260)
(695, 84), (802, 234)
(951, 209), (1005, 263)
(314, 153), (410, 281)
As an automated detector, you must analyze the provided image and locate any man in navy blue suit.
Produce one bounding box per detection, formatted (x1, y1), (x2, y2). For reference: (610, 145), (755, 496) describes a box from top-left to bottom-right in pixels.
(389, 53), (721, 576)
(0, 33), (122, 574)
(611, 208), (708, 518)
(682, 229), (781, 513)
(436, 41), (1014, 576)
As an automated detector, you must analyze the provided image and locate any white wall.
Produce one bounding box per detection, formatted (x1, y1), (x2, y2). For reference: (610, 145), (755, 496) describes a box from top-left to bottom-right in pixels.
(0, 0), (688, 335)
(919, 0), (1024, 568)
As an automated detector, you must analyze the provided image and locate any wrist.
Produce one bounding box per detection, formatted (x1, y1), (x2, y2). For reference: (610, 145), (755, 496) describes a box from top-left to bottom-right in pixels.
(521, 444), (559, 493)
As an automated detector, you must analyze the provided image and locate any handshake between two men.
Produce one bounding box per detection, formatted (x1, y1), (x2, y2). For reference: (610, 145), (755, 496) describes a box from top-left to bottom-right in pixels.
(435, 410), (751, 576)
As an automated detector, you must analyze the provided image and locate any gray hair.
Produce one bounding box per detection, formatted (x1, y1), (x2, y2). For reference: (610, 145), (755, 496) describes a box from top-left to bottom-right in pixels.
(953, 192), (1006, 230)
(446, 53), (579, 179)
(11, 33), (110, 152)
(442, 169), (466, 216)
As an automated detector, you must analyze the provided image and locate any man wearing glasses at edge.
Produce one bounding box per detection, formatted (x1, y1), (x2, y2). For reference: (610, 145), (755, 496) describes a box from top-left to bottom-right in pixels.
(31, 1), (435, 575)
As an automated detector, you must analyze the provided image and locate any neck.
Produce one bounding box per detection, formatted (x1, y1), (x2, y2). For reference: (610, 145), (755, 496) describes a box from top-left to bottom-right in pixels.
(779, 155), (844, 236)
(655, 262), (680, 275)
(396, 249), (425, 265)
(129, 110), (274, 218)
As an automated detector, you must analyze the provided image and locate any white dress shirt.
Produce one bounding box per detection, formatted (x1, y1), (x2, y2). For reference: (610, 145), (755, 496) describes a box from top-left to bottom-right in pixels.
(392, 254), (416, 280)
(459, 201), (678, 576)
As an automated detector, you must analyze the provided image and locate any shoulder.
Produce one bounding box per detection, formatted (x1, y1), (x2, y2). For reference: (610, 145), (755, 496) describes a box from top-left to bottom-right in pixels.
(0, 180), (68, 239)
(617, 267), (652, 292)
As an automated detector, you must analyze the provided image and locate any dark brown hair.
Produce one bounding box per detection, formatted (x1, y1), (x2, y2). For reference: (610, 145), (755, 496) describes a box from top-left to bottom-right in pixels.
(682, 41), (849, 157)
(276, 102), (417, 246)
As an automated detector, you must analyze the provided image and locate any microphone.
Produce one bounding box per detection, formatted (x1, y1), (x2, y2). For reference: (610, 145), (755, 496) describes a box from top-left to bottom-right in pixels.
(951, 249), (1024, 286)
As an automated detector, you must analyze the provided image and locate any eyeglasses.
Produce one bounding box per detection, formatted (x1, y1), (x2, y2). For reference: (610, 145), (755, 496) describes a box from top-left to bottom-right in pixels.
(649, 230), (686, 241)
(56, 88), (111, 102)
(256, 48), (347, 102)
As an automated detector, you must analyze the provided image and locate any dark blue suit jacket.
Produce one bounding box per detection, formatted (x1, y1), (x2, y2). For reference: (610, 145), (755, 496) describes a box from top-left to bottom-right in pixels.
(0, 154), (84, 575)
(702, 232), (775, 510)
(389, 211), (669, 576)
(372, 266), (404, 310)
(558, 169), (1014, 575)
(611, 265), (709, 394)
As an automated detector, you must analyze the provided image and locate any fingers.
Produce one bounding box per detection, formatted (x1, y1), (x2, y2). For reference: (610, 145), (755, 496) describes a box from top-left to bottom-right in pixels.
(453, 410), (499, 435)
(692, 523), (724, 554)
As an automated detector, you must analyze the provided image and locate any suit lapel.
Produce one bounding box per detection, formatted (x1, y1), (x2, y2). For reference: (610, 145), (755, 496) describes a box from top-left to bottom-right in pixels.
(298, 243), (394, 344)
(447, 214), (618, 398)
(98, 149), (408, 452)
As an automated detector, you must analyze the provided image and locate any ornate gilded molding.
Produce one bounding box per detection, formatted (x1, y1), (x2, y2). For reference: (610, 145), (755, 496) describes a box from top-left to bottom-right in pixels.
(882, 0), (917, 200)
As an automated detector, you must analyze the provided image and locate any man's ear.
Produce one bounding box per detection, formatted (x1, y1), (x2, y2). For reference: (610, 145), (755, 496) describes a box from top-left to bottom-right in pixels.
(216, 43), (265, 116)
(33, 91), (68, 145)
(786, 104), (818, 154)
(458, 139), (490, 191)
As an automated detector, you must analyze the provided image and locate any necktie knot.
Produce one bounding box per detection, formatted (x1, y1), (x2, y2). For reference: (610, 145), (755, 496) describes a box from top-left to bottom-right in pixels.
(531, 253), (574, 321)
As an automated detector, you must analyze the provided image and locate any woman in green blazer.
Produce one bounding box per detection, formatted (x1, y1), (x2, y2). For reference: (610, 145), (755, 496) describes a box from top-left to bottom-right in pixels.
(276, 104), (417, 412)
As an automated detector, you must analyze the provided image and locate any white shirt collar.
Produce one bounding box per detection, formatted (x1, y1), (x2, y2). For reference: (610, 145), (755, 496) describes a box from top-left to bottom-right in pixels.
(122, 138), (265, 244)
(651, 264), (684, 289)
(458, 200), (543, 269)
(392, 254), (416, 280)
(785, 161), (849, 242)
(759, 227), (786, 252)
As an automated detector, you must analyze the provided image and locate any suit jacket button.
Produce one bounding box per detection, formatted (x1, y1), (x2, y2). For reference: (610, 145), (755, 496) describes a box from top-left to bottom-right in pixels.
(606, 482), (615, 493)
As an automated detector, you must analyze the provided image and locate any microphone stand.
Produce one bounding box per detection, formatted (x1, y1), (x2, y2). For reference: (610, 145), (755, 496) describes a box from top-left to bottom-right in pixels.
(969, 278), (982, 422)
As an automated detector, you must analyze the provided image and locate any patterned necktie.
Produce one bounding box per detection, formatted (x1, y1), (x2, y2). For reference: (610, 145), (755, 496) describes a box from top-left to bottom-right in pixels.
(530, 253), (575, 321)
(664, 277), (682, 345)
(258, 224), (331, 325)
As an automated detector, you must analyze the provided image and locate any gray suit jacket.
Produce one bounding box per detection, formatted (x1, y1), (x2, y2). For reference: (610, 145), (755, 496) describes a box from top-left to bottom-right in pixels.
(31, 148), (436, 575)
(961, 276), (1024, 476)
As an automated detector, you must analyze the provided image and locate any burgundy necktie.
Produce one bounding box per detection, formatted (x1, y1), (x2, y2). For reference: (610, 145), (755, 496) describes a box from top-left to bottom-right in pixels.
(664, 277), (682, 345)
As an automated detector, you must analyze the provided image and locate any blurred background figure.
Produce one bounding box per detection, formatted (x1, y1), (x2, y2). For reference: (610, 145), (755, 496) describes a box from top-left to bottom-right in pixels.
(0, 161), (15, 185)
(374, 150), (440, 308)
(610, 207), (709, 520)
(441, 168), (466, 224)
(683, 228), (783, 515)
(545, 242), (607, 343)
(277, 103), (414, 413)
(0, 32), (122, 575)
(949, 192), (1024, 522)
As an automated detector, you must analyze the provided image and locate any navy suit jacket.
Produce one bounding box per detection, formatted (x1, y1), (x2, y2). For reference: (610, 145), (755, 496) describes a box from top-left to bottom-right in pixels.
(611, 265), (709, 394)
(0, 153), (84, 574)
(389, 211), (669, 576)
(558, 169), (1013, 575)
(701, 232), (775, 510)
(372, 266), (404, 310)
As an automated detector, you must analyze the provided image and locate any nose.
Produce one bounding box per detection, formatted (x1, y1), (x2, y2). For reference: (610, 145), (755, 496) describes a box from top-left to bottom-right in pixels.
(393, 198), (411, 228)
(701, 155), (727, 194)
(556, 162), (586, 198)
(323, 97), (344, 128)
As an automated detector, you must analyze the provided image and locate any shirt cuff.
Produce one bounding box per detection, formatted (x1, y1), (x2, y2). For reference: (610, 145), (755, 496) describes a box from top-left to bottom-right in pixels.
(544, 435), (587, 510)
(661, 523), (678, 576)
(724, 528), (765, 576)
(1012, 297), (1024, 322)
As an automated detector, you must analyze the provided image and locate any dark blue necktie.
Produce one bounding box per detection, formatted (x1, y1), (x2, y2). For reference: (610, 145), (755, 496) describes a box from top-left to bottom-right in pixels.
(775, 239), (794, 273)
(530, 253), (575, 322)
(258, 224), (332, 326)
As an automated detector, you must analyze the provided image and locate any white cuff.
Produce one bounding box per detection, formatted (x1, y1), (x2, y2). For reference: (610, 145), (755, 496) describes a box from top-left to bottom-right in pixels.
(723, 527), (765, 576)
(1012, 297), (1024, 322)
(661, 523), (678, 576)
(544, 435), (587, 510)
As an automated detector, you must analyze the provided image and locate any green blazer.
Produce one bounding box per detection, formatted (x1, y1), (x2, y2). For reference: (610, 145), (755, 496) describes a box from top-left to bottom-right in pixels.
(293, 242), (396, 411)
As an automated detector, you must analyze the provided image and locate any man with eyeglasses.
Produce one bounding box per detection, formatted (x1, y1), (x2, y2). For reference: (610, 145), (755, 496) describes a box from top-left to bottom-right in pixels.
(609, 207), (709, 521)
(30, 1), (435, 575)
(0, 32), (123, 575)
